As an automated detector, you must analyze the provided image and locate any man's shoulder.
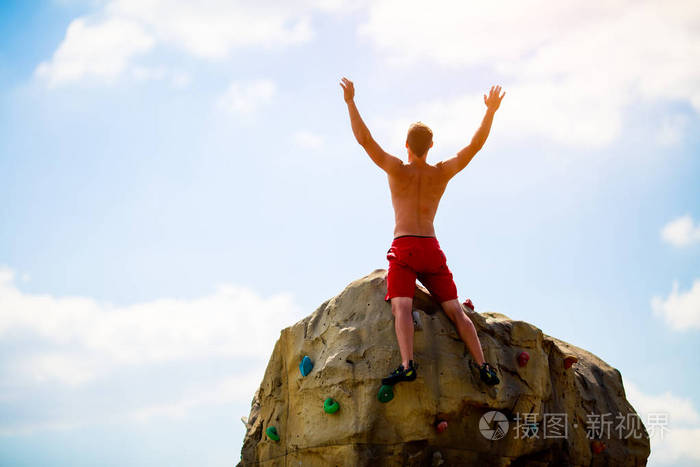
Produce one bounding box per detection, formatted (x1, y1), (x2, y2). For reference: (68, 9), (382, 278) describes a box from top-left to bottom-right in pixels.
(389, 161), (446, 180)
(413, 162), (442, 172)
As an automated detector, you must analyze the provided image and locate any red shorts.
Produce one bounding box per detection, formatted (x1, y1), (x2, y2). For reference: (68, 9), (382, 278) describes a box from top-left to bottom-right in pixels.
(384, 235), (458, 303)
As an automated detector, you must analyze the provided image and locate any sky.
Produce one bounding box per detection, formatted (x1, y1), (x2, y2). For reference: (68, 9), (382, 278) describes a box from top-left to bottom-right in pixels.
(0, 0), (699, 465)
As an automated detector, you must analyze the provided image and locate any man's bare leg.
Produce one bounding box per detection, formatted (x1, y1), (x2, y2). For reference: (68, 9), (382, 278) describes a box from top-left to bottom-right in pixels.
(390, 297), (414, 368)
(440, 299), (486, 366)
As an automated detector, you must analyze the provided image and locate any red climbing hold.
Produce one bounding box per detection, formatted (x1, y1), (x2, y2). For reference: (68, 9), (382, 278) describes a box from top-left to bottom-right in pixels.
(463, 298), (474, 311)
(591, 440), (606, 454)
(436, 420), (448, 434)
(564, 356), (578, 369)
(517, 351), (530, 367)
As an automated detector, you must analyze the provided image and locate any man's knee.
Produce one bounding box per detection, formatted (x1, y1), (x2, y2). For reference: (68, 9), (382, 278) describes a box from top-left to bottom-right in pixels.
(441, 299), (468, 322)
(391, 297), (413, 318)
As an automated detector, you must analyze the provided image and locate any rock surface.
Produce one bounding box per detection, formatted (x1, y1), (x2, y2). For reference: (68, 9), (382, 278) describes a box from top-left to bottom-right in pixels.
(239, 270), (650, 466)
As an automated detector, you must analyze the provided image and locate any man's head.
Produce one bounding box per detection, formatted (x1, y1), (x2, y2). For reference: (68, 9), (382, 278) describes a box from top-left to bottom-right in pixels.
(406, 122), (433, 158)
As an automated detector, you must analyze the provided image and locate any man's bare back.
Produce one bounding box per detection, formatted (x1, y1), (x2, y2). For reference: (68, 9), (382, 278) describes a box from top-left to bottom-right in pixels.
(388, 161), (448, 238)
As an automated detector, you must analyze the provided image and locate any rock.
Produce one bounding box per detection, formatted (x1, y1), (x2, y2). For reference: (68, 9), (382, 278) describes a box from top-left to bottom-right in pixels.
(239, 269), (650, 466)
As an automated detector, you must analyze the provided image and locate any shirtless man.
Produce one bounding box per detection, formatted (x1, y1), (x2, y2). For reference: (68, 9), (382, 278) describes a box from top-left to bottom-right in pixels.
(340, 77), (505, 387)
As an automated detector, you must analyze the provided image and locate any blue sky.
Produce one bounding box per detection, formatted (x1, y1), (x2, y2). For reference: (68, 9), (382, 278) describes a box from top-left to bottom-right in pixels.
(1, 1), (699, 465)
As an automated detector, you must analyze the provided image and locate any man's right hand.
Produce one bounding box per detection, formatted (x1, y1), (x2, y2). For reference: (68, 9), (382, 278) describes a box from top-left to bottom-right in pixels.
(484, 85), (505, 112)
(340, 77), (355, 103)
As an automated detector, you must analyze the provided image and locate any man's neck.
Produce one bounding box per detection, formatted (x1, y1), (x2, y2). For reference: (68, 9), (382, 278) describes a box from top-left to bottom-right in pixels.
(407, 153), (428, 165)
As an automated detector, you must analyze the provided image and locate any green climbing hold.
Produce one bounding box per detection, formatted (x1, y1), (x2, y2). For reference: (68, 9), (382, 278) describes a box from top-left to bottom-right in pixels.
(323, 397), (340, 414)
(377, 384), (394, 403)
(265, 426), (280, 441)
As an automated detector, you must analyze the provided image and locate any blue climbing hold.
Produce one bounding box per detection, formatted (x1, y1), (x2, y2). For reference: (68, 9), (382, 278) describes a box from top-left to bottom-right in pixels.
(299, 355), (313, 376)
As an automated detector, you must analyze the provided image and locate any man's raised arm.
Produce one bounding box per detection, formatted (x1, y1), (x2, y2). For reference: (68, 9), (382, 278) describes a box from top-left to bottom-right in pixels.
(340, 77), (402, 174)
(439, 85), (505, 180)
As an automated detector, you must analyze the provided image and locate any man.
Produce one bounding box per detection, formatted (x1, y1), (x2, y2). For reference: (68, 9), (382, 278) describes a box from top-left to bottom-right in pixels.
(340, 77), (505, 387)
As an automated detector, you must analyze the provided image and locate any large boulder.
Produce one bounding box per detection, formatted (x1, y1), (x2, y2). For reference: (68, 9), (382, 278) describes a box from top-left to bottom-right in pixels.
(239, 270), (650, 466)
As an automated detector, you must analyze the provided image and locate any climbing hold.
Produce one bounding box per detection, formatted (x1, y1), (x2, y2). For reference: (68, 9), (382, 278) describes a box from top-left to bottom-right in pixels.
(265, 426), (280, 442)
(517, 351), (530, 367)
(323, 397), (340, 414)
(435, 420), (448, 433)
(299, 355), (313, 376)
(377, 384), (394, 403)
(591, 440), (606, 454)
(412, 310), (423, 331)
(564, 355), (578, 369)
(463, 298), (475, 311)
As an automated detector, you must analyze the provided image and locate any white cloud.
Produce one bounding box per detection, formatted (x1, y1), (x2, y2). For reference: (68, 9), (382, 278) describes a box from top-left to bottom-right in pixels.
(130, 66), (191, 88)
(656, 114), (689, 146)
(626, 382), (700, 426)
(651, 279), (700, 331)
(653, 428), (700, 464)
(626, 381), (700, 464)
(293, 130), (324, 149)
(36, 0), (330, 86)
(0, 420), (82, 437)
(217, 80), (277, 115)
(359, 0), (560, 67)
(17, 353), (99, 387)
(0, 265), (302, 386)
(379, 79), (623, 151)
(128, 371), (262, 423)
(107, 0), (313, 59)
(360, 0), (700, 147)
(0, 265), (303, 436)
(661, 215), (700, 247)
(35, 17), (154, 87)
